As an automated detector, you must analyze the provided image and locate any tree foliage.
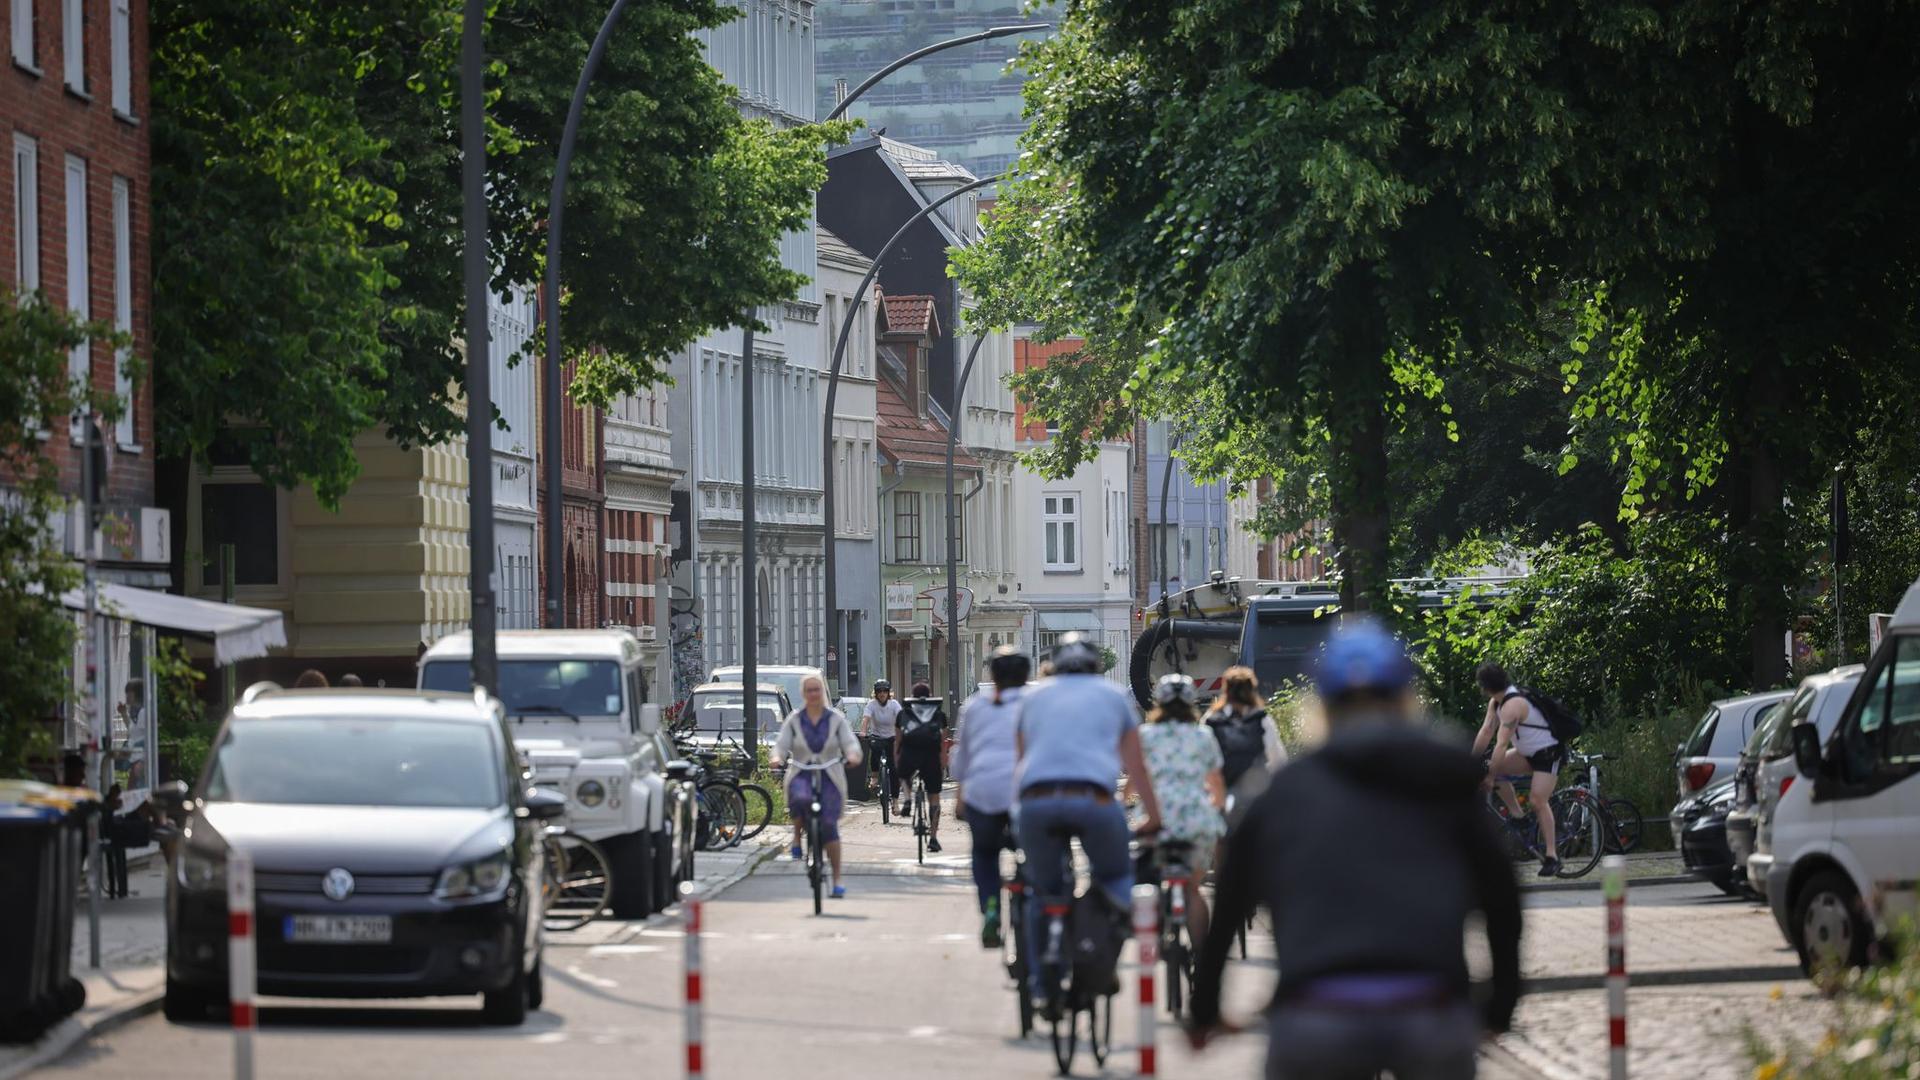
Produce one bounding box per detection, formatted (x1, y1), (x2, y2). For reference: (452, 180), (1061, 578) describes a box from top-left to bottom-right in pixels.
(153, 0), (847, 503)
(0, 293), (130, 776)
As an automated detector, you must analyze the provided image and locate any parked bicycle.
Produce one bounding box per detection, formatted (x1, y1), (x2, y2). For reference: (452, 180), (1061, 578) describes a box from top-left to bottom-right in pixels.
(541, 827), (614, 932)
(1564, 750), (1643, 854)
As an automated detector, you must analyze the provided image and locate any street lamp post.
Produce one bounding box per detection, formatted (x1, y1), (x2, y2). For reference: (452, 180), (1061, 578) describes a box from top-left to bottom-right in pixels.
(461, 0), (497, 694)
(944, 331), (989, 719)
(817, 23), (1048, 694)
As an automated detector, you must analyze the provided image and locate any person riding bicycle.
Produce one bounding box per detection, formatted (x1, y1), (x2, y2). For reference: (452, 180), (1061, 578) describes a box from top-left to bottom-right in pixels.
(1015, 632), (1163, 1010)
(860, 678), (903, 803)
(1470, 662), (1564, 877)
(1187, 620), (1522, 1079)
(770, 674), (863, 899)
(896, 681), (949, 852)
(1203, 665), (1288, 799)
(951, 646), (1028, 948)
(1131, 673), (1226, 945)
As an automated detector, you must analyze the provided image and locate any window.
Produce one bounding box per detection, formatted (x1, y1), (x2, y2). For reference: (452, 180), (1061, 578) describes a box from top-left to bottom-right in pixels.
(1843, 637), (1920, 780)
(111, 176), (133, 447)
(1044, 493), (1080, 571)
(947, 493), (964, 563)
(109, 0), (129, 114)
(60, 0), (80, 92)
(12, 135), (37, 293)
(11, 0), (33, 68)
(63, 154), (87, 438)
(893, 491), (922, 563)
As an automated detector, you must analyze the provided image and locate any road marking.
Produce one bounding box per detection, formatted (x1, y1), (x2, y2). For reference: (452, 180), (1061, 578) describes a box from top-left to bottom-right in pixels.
(565, 964), (621, 989)
(589, 944), (663, 956)
(907, 1025), (943, 1038)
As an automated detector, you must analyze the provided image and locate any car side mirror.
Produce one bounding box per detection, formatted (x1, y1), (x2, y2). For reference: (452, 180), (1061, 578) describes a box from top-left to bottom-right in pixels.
(520, 788), (567, 821)
(1790, 723), (1824, 778)
(638, 703), (662, 736)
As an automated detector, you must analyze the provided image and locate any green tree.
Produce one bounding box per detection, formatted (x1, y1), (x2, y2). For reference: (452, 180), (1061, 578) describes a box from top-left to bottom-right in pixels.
(0, 293), (130, 776)
(153, 0), (847, 502)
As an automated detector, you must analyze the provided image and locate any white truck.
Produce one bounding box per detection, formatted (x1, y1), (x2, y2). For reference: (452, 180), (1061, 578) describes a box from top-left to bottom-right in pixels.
(419, 630), (694, 919)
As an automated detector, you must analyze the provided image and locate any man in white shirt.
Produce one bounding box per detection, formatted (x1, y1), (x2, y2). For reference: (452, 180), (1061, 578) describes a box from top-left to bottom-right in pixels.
(860, 679), (903, 804)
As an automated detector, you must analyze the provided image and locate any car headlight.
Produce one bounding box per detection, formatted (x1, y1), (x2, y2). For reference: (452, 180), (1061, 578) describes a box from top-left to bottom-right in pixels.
(177, 848), (226, 893)
(575, 779), (606, 808)
(435, 851), (511, 900)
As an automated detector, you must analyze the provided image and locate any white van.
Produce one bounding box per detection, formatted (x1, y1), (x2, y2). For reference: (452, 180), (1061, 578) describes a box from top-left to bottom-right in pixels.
(1771, 575), (1920, 973)
(1744, 666), (1862, 895)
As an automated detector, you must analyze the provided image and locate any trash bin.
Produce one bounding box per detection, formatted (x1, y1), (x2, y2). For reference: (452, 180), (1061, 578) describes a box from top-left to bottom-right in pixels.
(0, 781), (98, 1043)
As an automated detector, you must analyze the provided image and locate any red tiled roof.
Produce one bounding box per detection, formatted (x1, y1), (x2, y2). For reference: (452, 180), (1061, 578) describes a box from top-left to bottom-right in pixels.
(876, 371), (979, 472)
(882, 294), (938, 338)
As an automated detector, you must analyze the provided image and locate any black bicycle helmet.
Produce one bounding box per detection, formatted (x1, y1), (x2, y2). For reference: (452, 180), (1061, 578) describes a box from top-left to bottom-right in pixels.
(987, 645), (1031, 688)
(1050, 632), (1103, 675)
(872, 678), (892, 693)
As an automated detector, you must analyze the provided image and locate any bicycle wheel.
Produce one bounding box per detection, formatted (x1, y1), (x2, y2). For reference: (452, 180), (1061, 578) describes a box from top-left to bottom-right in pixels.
(1163, 932), (1187, 1019)
(1549, 789), (1605, 879)
(878, 757), (892, 825)
(1089, 993), (1113, 1068)
(1049, 1003), (1077, 1076)
(543, 832), (613, 932)
(736, 783), (774, 841)
(1605, 797), (1644, 854)
(698, 782), (745, 851)
(914, 782), (927, 865)
(809, 810), (824, 916)
(1007, 888), (1033, 1037)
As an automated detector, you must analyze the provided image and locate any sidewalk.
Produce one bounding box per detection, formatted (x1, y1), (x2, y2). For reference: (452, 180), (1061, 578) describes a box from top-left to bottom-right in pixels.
(0, 835), (781, 1080)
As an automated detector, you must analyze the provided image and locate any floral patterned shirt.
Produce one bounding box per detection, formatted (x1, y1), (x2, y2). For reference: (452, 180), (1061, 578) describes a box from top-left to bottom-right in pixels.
(1140, 721), (1226, 845)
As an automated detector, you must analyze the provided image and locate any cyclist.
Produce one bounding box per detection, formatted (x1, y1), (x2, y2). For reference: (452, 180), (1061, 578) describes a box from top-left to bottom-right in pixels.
(1202, 664), (1287, 796)
(1187, 620), (1522, 1078)
(1132, 673), (1226, 944)
(1471, 662), (1563, 877)
(860, 678), (903, 804)
(950, 646), (1028, 947)
(1015, 633), (1163, 1008)
(770, 674), (864, 899)
(896, 681), (949, 851)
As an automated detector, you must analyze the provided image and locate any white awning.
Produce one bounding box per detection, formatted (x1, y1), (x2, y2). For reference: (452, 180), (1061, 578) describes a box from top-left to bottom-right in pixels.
(61, 584), (287, 665)
(1035, 610), (1100, 633)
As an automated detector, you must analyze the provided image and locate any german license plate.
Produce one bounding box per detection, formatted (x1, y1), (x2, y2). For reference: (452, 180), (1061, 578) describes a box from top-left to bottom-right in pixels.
(283, 914), (392, 944)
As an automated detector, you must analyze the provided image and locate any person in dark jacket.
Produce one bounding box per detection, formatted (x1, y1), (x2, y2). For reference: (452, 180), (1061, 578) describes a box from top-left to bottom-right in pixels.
(1187, 619), (1522, 1079)
(896, 682), (950, 852)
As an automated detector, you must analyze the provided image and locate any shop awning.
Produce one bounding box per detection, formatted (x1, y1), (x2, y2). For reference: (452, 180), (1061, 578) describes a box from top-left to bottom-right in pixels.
(60, 583), (287, 664)
(1035, 610), (1100, 633)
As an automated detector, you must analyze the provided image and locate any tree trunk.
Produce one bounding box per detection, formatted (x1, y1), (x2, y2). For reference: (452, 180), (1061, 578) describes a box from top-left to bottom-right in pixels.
(1746, 436), (1789, 687)
(1327, 302), (1392, 615)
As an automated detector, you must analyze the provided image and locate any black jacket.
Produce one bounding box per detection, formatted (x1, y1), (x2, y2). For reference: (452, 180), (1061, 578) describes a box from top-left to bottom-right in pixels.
(1190, 719), (1522, 1033)
(896, 698), (948, 758)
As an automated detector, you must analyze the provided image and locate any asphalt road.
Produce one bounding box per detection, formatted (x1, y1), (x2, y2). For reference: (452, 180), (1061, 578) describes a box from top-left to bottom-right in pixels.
(33, 797), (1276, 1079)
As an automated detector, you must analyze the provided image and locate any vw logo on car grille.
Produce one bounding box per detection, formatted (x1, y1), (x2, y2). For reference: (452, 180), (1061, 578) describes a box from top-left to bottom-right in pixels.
(321, 867), (356, 902)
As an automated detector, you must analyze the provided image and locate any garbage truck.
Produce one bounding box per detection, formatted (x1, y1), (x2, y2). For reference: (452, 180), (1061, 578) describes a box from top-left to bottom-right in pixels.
(1126, 574), (1518, 708)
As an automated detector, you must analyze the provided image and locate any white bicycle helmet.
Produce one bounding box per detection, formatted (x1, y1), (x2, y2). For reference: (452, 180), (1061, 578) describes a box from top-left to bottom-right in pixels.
(1153, 673), (1199, 708)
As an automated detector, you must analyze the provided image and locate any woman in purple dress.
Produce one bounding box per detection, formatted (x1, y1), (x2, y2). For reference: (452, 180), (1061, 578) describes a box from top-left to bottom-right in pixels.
(771, 674), (863, 898)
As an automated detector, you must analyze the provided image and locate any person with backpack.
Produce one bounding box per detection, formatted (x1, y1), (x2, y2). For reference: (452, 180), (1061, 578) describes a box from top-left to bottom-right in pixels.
(951, 647), (1029, 947)
(896, 682), (950, 852)
(1471, 662), (1579, 878)
(1134, 673), (1227, 944)
(1187, 621), (1523, 1078)
(1204, 665), (1287, 796)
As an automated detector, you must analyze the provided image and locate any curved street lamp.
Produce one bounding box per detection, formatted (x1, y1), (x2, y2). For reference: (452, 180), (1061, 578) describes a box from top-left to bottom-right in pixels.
(942, 331), (991, 714)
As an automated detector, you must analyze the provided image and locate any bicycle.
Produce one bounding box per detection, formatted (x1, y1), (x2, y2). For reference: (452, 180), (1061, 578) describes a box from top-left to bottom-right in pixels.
(865, 735), (894, 825)
(1032, 847), (1117, 1076)
(1484, 779), (1607, 878)
(1002, 841), (1035, 1038)
(910, 772), (930, 865)
(1564, 750), (1643, 854)
(783, 756), (843, 916)
(714, 735), (775, 841)
(1139, 838), (1197, 1019)
(540, 827), (614, 932)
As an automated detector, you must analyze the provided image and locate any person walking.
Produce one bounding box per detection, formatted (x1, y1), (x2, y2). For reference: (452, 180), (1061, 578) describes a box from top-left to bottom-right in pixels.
(1470, 662), (1564, 877)
(896, 682), (949, 852)
(1187, 620), (1522, 1079)
(770, 674), (863, 899)
(1133, 674), (1226, 944)
(1015, 633), (1162, 1009)
(1203, 665), (1287, 795)
(860, 679), (903, 804)
(950, 647), (1028, 947)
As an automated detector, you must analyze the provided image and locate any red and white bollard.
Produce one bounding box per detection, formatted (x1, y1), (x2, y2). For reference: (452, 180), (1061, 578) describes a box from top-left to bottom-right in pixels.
(682, 882), (704, 1079)
(1603, 854), (1627, 1080)
(1132, 883), (1159, 1078)
(227, 848), (256, 1080)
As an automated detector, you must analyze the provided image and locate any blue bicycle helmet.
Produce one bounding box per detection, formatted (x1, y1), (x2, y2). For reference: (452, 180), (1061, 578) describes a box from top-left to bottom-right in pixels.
(1313, 619), (1416, 699)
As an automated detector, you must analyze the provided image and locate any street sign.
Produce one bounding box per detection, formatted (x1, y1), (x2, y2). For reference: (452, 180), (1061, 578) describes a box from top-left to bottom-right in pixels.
(921, 586), (974, 626)
(886, 582), (917, 623)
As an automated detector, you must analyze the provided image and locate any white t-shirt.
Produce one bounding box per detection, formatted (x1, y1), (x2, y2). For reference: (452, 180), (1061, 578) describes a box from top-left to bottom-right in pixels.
(863, 697), (902, 738)
(1506, 687), (1557, 756)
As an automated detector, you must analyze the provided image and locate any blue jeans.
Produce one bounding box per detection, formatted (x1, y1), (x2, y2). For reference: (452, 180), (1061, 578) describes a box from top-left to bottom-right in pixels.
(1014, 793), (1133, 995)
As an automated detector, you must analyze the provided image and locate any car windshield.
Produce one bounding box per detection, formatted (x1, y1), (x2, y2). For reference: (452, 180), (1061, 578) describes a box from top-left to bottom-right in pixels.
(688, 691), (782, 734)
(204, 717), (502, 808)
(420, 659), (623, 719)
(1245, 614), (1331, 693)
(1760, 686), (1817, 758)
(1682, 707), (1719, 757)
(714, 668), (807, 708)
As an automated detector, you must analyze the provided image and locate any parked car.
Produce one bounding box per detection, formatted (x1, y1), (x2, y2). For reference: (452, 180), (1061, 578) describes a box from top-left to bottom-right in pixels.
(709, 665), (824, 714)
(1726, 700), (1790, 879)
(157, 685), (564, 1025)
(1674, 690), (1793, 798)
(1670, 777), (1745, 896)
(1743, 665), (1864, 897)
(419, 630), (693, 919)
(680, 682), (791, 751)
(1771, 574), (1920, 974)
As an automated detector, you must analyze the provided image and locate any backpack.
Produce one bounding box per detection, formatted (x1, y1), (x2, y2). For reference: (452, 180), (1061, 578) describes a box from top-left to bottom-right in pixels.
(1208, 709), (1267, 788)
(1505, 687), (1584, 743)
(1067, 889), (1129, 1000)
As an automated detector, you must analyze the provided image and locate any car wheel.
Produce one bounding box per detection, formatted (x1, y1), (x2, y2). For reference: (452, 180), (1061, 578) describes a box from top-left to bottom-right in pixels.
(1793, 870), (1871, 979)
(525, 953), (544, 1013)
(605, 829), (656, 919)
(482, 956), (530, 1025)
(163, 974), (218, 1024)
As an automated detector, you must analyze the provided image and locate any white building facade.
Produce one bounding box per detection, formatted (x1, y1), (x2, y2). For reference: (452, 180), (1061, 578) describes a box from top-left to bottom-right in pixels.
(487, 286), (541, 631)
(817, 229), (883, 695)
